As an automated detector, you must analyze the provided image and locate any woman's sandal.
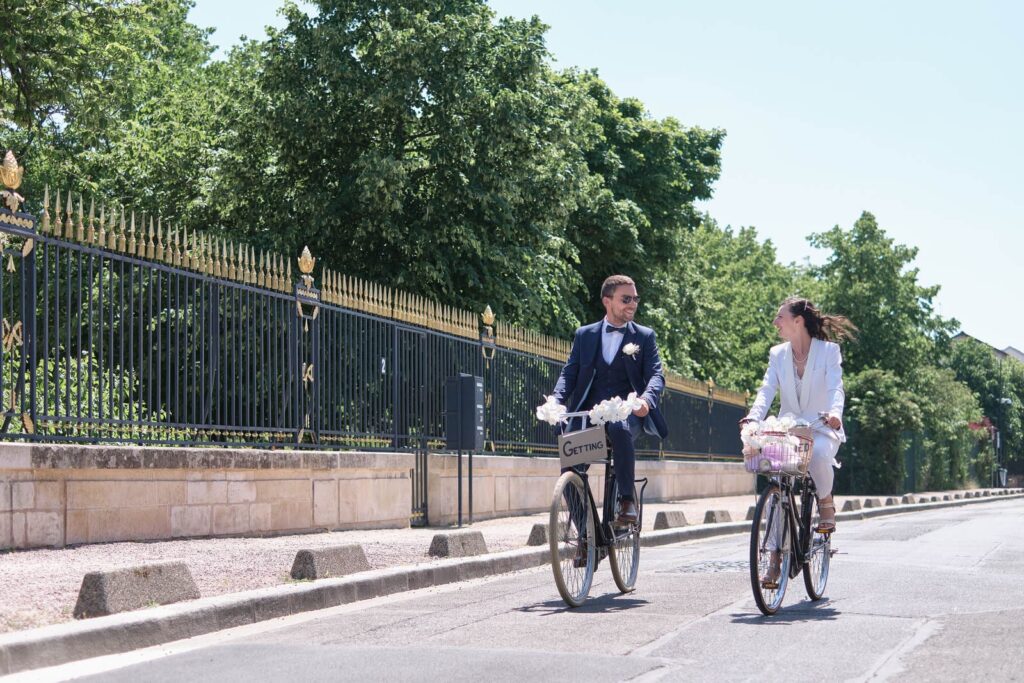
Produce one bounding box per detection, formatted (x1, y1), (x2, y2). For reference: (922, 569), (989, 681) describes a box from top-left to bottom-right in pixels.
(816, 500), (837, 533)
(760, 551), (782, 589)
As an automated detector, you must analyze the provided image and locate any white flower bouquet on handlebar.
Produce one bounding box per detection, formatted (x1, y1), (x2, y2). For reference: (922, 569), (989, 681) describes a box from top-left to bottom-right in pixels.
(535, 393), (645, 427)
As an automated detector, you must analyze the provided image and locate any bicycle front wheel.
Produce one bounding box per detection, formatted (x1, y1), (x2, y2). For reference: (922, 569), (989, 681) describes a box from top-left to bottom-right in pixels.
(609, 485), (641, 593)
(750, 482), (791, 615)
(549, 471), (596, 607)
(803, 496), (832, 600)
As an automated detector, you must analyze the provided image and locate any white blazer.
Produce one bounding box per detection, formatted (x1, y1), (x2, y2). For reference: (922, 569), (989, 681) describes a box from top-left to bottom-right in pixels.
(746, 338), (847, 444)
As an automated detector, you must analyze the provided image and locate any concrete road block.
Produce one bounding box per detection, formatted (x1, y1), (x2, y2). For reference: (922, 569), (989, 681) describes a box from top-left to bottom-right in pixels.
(863, 498), (883, 508)
(942, 495), (951, 501)
(746, 505), (756, 521)
(526, 523), (547, 546)
(901, 495), (916, 504)
(953, 493), (963, 499)
(429, 530), (488, 558)
(290, 544), (370, 581)
(653, 511), (689, 530)
(885, 497), (899, 506)
(73, 561), (199, 619)
(703, 510), (732, 524)
(841, 500), (862, 512)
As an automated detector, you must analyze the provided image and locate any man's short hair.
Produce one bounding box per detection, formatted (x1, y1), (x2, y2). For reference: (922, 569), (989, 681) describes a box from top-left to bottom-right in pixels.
(601, 275), (635, 299)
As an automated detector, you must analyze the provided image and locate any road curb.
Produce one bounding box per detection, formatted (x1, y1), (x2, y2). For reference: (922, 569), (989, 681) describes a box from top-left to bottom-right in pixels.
(2, 491), (1021, 675)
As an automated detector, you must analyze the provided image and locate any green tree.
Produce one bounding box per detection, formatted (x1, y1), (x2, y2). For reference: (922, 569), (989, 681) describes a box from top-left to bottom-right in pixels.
(837, 369), (922, 494)
(210, 0), (593, 333)
(910, 365), (985, 490)
(683, 219), (799, 391)
(556, 72), (724, 369)
(949, 339), (1024, 472)
(810, 212), (957, 379)
(1, 0), (218, 225)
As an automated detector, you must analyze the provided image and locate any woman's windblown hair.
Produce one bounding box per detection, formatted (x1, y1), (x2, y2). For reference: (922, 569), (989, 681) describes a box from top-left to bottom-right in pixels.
(782, 297), (857, 343)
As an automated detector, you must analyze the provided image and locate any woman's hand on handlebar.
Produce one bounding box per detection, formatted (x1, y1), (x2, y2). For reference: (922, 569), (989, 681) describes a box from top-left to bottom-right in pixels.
(818, 412), (842, 430)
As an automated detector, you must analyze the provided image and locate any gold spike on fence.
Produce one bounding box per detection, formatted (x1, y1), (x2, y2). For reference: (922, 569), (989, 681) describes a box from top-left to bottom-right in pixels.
(62, 192), (71, 238)
(156, 219), (165, 262)
(49, 188), (58, 235)
(86, 198), (95, 244)
(42, 186), (50, 233)
(97, 205), (105, 247)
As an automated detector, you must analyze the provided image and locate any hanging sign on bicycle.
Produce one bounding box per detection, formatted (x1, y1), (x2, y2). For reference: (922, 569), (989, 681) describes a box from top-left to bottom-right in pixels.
(557, 426), (607, 468)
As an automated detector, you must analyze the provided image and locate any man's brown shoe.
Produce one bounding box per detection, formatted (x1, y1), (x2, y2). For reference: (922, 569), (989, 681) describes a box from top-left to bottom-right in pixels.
(616, 498), (638, 526)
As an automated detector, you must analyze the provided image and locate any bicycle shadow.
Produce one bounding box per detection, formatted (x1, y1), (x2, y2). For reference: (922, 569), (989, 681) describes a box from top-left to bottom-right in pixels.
(729, 600), (841, 625)
(516, 594), (650, 616)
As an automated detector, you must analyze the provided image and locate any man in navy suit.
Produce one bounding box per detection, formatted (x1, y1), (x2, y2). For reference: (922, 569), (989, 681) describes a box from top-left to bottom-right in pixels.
(552, 274), (668, 525)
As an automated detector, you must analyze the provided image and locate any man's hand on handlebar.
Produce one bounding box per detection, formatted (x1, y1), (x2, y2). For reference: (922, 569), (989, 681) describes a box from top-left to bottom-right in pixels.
(632, 398), (650, 418)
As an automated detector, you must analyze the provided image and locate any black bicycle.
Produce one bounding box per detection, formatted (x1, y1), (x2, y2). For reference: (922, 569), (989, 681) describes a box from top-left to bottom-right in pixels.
(748, 417), (835, 615)
(548, 411), (648, 607)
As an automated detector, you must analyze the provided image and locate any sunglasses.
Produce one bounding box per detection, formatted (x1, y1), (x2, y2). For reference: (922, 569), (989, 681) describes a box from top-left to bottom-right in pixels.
(619, 295), (640, 305)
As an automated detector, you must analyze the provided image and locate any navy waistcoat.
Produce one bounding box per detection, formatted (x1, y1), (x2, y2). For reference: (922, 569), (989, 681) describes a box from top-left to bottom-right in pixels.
(586, 347), (634, 408)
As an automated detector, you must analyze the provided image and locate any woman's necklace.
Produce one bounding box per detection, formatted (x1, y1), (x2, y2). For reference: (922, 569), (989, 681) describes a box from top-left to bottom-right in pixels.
(792, 341), (809, 377)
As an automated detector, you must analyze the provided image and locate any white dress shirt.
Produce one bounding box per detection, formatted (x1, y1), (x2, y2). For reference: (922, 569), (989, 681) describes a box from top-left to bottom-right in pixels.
(601, 318), (626, 365)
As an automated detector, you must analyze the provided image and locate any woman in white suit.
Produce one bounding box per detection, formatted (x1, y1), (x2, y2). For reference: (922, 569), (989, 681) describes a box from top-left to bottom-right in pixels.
(742, 297), (857, 535)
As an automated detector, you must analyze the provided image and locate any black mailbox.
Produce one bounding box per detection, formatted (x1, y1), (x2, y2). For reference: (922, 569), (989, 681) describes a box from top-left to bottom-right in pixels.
(445, 374), (484, 451)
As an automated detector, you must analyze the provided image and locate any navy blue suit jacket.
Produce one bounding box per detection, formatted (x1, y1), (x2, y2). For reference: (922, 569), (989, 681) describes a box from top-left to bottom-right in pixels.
(552, 320), (669, 439)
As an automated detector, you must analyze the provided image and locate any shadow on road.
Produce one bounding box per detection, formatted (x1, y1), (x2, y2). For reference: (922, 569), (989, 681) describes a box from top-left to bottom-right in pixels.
(516, 594), (651, 616)
(729, 600), (841, 625)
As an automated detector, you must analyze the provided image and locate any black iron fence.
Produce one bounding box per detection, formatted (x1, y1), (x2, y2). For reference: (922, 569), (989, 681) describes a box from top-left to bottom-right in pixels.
(0, 162), (747, 467)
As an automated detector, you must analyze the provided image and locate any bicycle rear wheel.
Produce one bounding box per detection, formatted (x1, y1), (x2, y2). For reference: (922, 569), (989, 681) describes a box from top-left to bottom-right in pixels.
(803, 496), (832, 600)
(750, 482), (791, 615)
(609, 484), (640, 593)
(549, 471), (596, 607)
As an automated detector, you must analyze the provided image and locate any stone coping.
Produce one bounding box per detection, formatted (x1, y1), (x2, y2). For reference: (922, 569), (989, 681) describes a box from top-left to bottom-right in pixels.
(0, 443), (413, 471)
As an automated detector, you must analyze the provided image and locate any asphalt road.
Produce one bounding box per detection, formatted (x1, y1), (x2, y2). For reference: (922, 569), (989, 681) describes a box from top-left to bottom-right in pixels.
(48, 498), (1024, 682)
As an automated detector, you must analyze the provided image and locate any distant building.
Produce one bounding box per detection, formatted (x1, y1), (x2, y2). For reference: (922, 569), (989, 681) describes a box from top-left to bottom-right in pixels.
(951, 332), (1022, 362)
(1004, 346), (1024, 363)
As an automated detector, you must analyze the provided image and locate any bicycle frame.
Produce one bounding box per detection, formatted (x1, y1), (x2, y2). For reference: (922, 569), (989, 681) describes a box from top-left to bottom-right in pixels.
(560, 411), (648, 551)
(766, 473), (817, 575)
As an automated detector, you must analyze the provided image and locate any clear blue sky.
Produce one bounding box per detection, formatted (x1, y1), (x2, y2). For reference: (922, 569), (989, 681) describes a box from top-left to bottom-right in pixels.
(189, 0), (1023, 351)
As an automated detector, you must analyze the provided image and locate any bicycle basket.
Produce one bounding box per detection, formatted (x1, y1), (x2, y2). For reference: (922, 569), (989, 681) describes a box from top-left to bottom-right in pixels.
(744, 428), (813, 476)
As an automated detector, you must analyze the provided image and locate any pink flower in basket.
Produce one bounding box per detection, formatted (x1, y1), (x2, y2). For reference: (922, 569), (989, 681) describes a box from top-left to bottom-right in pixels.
(742, 415), (802, 473)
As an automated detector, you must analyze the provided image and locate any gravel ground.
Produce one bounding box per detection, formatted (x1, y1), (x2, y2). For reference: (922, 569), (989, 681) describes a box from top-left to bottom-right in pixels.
(0, 490), (971, 634)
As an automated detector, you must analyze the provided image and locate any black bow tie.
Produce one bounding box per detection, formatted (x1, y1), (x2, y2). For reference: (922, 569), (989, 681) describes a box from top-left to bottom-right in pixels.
(605, 325), (626, 333)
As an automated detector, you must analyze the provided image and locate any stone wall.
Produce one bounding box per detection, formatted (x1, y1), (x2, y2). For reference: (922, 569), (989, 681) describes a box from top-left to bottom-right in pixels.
(1, 443), (753, 548)
(426, 453), (753, 525)
(0, 444), (413, 550)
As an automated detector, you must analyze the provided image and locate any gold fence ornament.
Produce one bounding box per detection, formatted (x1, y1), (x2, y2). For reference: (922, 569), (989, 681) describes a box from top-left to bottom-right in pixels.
(298, 246), (315, 287)
(2, 319), (24, 352)
(1, 151), (25, 211)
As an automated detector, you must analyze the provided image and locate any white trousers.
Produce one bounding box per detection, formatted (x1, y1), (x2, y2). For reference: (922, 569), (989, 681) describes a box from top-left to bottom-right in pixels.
(807, 434), (840, 499)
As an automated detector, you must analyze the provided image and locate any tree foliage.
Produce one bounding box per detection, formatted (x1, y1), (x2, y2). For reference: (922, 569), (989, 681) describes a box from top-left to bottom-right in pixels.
(910, 365), (986, 490)
(949, 339), (1024, 470)
(683, 219), (798, 391)
(810, 212), (957, 379)
(838, 369), (922, 494)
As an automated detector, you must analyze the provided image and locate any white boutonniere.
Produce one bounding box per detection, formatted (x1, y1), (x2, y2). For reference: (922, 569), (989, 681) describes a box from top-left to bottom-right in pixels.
(622, 343), (640, 360)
